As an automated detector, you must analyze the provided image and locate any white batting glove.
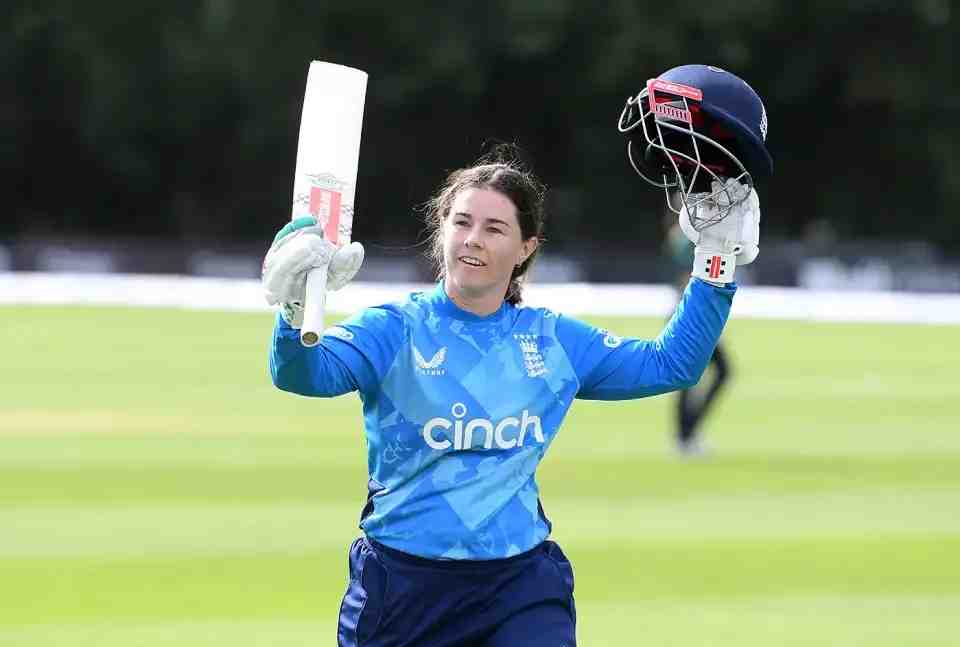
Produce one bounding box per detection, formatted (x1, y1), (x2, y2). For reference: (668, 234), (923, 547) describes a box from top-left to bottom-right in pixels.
(679, 178), (761, 284)
(262, 217), (364, 328)
(327, 240), (365, 291)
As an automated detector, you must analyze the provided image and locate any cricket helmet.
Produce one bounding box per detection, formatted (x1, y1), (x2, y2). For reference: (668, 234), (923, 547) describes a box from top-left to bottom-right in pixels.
(617, 64), (772, 230)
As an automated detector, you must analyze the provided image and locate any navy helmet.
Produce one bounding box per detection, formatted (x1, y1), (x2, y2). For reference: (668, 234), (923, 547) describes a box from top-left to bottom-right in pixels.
(618, 64), (772, 230)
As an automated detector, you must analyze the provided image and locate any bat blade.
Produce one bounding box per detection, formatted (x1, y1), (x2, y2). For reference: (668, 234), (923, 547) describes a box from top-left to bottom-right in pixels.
(292, 61), (367, 346)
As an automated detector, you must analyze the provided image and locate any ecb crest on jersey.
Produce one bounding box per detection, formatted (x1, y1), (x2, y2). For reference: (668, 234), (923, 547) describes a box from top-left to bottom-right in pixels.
(513, 334), (547, 378)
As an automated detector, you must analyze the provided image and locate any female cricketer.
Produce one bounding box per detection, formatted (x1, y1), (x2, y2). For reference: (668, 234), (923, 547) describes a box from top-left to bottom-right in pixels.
(262, 64), (771, 647)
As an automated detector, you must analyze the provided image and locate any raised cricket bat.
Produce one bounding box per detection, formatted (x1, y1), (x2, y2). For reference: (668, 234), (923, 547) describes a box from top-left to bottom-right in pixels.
(291, 61), (367, 347)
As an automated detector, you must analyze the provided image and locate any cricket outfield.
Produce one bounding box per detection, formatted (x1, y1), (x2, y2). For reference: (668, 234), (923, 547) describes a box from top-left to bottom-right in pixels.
(1, 306), (958, 646)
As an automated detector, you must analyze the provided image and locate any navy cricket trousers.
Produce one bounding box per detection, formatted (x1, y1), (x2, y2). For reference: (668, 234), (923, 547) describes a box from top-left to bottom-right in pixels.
(337, 537), (577, 647)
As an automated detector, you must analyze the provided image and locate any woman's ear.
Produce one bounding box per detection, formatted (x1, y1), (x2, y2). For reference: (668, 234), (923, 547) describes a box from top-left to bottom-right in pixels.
(519, 237), (539, 265)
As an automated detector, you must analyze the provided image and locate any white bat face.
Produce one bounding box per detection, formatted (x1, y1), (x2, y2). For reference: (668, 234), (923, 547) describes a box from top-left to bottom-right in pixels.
(290, 61), (367, 347)
(291, 62), (367, 248)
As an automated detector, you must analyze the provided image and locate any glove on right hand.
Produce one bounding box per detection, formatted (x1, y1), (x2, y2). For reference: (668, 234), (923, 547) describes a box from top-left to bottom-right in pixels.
(262, 217), (364, 327)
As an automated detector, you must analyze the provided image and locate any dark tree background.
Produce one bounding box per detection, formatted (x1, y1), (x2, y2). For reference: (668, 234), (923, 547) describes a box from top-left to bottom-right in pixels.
(4, 1), (957, 256)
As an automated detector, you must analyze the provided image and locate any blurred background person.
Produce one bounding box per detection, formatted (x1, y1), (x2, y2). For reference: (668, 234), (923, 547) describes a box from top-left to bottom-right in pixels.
(665, 218), (731, 456)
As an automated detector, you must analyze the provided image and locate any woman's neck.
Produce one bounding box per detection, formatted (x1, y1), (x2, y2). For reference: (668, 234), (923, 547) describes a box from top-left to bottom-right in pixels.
(443, 281), (506, 317)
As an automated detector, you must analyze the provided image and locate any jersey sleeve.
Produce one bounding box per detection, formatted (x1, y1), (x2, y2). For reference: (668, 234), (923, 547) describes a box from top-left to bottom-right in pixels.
(557, 278), (735, 400)
(269, 304), (405, 398)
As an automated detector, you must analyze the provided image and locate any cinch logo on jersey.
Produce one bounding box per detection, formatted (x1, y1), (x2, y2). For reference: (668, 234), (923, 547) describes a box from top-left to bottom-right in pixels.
(324, 326), (354, 341)
(600, 329), (623, 348)
(422, 403), (544, 451)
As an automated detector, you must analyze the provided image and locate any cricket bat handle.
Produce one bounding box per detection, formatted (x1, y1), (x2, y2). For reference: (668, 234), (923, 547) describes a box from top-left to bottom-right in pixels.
(299, 265), (328, 347)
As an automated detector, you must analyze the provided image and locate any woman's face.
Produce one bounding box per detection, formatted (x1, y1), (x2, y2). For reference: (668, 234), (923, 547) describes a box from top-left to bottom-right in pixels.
(442, 187), (537, 303)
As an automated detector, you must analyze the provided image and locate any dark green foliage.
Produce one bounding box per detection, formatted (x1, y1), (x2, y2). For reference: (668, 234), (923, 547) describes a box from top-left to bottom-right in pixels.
(4, 2), (957, 250)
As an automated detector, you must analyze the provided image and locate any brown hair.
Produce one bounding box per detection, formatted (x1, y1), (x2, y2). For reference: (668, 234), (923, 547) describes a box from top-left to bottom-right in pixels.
(424, 151), (546, 305)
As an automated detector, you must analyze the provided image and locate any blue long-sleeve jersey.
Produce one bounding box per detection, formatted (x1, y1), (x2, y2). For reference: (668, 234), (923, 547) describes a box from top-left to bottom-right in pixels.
(270, 278), (734, 559)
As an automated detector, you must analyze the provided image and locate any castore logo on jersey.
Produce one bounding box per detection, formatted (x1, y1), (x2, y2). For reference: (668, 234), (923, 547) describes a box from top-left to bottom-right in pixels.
(413, 345), (447, 376)
(422, 403), (544, 451)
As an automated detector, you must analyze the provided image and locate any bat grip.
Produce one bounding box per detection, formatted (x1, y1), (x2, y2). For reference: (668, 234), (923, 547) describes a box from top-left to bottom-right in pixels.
(300, 265), (328, 347)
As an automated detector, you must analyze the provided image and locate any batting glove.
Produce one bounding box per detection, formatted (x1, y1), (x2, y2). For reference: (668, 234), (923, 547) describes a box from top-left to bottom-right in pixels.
(262, 217), (364, 328)
(679, 178), (760, 285)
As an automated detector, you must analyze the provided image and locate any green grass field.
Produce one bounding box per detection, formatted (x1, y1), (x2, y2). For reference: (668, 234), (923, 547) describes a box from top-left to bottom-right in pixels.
(2, 305), (959, 646)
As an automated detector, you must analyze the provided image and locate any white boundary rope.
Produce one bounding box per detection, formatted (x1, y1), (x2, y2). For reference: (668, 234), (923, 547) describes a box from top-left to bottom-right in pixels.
(1, 272), (959, 325)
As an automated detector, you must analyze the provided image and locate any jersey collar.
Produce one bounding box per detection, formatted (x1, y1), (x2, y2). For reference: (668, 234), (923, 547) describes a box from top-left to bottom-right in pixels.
(431, 281), (511, 323)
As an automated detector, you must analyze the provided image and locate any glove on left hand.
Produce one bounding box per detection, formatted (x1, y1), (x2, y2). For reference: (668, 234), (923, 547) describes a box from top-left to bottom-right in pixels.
(678, 178), (760, 284)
